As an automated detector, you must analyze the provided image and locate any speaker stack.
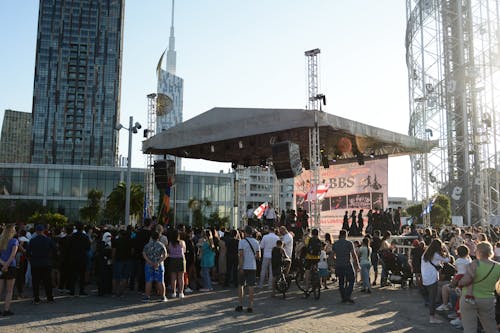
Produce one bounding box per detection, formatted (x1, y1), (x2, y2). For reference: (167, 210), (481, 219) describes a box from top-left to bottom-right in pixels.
(154, 159), (176, 189)
(272, 141), (303, 179)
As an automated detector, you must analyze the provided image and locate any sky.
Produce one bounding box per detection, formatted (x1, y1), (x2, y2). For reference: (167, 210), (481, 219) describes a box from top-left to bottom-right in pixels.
(0, 0), (412, 198)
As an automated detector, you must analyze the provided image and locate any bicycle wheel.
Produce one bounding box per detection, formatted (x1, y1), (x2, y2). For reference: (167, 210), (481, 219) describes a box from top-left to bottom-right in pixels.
(276, 275), (288, 293)
(295, 269), (308, 292)
(312, 271), (321, 300)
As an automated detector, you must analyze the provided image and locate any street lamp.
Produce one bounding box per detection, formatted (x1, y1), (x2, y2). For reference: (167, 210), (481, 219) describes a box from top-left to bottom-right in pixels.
(116, 116), (141, 227)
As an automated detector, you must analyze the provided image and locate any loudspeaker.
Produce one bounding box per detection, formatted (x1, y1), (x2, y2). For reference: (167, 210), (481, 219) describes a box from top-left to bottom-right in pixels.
(154, 159), (175, 189)
(272, 141), (303, 179)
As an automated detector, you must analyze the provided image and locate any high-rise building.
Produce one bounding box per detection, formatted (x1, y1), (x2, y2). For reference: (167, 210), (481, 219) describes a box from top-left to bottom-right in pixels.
(157, 0), (183, 143)
(31, 0), (124, 166)
(0, 110), (31, 163)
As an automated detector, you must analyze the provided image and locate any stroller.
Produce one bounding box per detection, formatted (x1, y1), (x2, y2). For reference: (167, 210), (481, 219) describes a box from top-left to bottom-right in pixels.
(378, 250), (413, 288)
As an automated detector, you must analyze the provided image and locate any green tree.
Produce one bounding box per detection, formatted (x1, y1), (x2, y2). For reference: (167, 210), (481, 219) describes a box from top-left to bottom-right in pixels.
(188, 197), (212, 229)
(80, 188), (103, 225)
(28, 212), (68, 229)
(104, 182), (144, 224)
(430, 194), (451, 227)
(206, 211), (230, 229)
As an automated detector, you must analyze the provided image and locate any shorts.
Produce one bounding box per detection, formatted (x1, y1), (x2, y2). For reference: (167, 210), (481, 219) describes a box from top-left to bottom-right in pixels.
(168, 257), (186, 273)
(144, 264), (165, 283)
(304, 259), (319, 270)
(319, 268), (329, 277)
(238, 269), (257, 287)
(0, 266), (16, 280)
(113, 260), (132, 280)
(371, 253), (379, 267)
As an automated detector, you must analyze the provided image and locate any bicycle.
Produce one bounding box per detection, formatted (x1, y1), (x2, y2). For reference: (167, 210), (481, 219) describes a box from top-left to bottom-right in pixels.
(295, 260), (321, 300)
(274, 263), (292, 299)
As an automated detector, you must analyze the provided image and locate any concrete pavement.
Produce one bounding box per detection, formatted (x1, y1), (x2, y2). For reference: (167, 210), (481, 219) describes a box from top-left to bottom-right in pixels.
(0, 281), (461, 333)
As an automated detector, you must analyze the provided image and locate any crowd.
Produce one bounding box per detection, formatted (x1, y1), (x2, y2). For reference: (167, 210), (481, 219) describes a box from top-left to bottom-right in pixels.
(0, 207), (499, 333)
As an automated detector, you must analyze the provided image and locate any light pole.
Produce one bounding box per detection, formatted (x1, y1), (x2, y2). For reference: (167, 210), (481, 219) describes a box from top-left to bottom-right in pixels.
(116, 116), (141, 227)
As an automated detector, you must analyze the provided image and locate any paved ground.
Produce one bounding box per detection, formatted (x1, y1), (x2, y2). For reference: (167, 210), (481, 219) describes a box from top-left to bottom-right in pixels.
(0, 280), (461, 333)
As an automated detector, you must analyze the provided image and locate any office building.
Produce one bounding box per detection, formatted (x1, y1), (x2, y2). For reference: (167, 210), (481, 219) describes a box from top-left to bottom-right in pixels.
(0, 110), (31, 163)
(31, 0), (125, 166)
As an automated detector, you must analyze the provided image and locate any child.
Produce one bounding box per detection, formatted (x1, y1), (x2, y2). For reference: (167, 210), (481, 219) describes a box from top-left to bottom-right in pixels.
(271, 240), (289, 297)
(438, 245), (471, 312)
(318, 242), (329, 289)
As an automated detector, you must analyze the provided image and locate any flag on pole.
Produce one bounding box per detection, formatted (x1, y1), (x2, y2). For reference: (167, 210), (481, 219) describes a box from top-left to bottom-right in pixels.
(253, 202), (268, 219)
(305, 183), (329, 202)
(421, 197), (437, 216)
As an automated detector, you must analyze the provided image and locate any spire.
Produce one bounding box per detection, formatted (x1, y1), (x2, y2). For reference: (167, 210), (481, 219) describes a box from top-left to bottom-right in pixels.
(166, 0), (176, 75)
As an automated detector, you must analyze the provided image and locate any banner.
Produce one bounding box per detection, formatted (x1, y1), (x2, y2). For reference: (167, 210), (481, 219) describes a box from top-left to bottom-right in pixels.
(293, 158), (388, 236)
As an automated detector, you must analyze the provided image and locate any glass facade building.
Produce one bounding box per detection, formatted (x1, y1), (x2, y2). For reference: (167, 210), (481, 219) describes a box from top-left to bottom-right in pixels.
(0, 163), (234, 226)
(31, 0), (124, 166)
(0, 110), (31, 163)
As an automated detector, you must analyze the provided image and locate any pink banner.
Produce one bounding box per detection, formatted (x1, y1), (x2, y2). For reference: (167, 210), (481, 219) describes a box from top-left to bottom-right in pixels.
(294, 158), (388, 236)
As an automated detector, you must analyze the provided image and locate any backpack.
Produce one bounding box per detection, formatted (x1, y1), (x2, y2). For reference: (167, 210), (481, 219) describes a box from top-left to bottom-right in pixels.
(307, 237), (321, 256)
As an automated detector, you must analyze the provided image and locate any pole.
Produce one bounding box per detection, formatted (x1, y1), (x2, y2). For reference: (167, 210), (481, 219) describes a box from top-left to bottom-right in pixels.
(125, 116), (133, 227)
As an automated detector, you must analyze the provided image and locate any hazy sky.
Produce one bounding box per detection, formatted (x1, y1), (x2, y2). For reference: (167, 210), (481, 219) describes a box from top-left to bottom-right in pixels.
(0, 0), (412, 198)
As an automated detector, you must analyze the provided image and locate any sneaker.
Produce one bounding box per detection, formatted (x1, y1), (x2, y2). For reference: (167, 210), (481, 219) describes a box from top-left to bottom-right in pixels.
(235, 305), (243, 312)
(33, 299), (41, 305)
(184, 287), (193, 294)
(366, 289), (372, 294)
(450, 318), (462, 326)
(247, 307), (253, 313)
(429, 317), (443, 324)
(436, 304), (450, 311)
(161, 296), (168, 302)
(179, 293), (185, 299)
(199, 288), (211, 292)
(447, 312), (458, 319)
(171, 293), (177, 298)
(2, 310), (14, 316)
(347, 298), (355, 304)
(142, 296), (151, 302)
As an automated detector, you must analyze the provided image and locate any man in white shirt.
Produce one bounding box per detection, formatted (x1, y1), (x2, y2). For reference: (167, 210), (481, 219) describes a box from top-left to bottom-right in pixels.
(279, 226), (293, 274)
(236, 226), (261, 313)
(259, 226), (280, 288)
(264, 203), (277, 228)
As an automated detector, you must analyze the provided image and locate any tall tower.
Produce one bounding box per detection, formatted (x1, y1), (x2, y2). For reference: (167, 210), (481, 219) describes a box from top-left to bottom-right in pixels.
(157, 0), (184, 170)
(31, 0), (124, 166)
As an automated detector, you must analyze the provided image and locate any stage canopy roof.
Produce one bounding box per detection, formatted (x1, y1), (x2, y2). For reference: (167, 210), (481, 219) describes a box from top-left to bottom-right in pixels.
(142, 107), (438, 166)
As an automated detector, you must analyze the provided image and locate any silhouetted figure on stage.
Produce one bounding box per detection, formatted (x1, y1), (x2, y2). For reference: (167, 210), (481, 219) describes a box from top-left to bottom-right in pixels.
(342, 211), (350, 231)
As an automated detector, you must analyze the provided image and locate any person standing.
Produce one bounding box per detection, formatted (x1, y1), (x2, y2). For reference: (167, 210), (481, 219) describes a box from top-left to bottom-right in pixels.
(224, 230), (239, 288)
(458, 242), (500, 333)
(332, 229), (359, 303)
(259, 226), (280, 289)
(342, 211), (350, 231)
(142, 231), (167, 302)
(0, 224), (19, 316)
(236, 226), (261, 313)
(357, 210), (364, 235)
(264, 203), (277, 228)
(359, 237), (372, 293)
(167, 229), (186, 298)
(26, 224), (55, 304)
(112, 229), (133, 297)
(68, 223), (91, 296)
(421, 238), (451, 324)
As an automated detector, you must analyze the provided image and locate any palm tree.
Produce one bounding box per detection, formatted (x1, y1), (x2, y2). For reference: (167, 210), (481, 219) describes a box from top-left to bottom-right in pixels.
(105, 182), (144, 224)
(80, 188), (103, 225)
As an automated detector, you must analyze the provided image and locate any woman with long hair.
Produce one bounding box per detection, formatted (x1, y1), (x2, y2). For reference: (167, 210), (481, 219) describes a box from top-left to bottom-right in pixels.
(458, 241), (500, 333)
(421, 238), (451, 324)
(167, 229), (186, 298)
(198, 229), (215, 292)
(0, 224), (19, 316)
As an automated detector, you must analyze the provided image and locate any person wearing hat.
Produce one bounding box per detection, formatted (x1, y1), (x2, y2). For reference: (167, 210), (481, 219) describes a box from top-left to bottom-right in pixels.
(26, 224), (55, 304)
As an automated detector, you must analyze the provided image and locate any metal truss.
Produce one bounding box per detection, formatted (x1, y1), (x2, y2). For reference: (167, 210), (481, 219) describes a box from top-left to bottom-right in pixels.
(406, 0), (500, 225)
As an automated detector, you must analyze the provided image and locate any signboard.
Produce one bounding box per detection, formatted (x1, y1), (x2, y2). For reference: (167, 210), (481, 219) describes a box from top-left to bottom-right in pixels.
(294, 158), (388, 236)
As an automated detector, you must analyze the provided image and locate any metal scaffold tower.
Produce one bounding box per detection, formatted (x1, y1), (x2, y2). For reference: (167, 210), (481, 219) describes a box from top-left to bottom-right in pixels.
(406, 0), (500, 226)
(144, 93), (158, 219)
(305, 48), (322, 230)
